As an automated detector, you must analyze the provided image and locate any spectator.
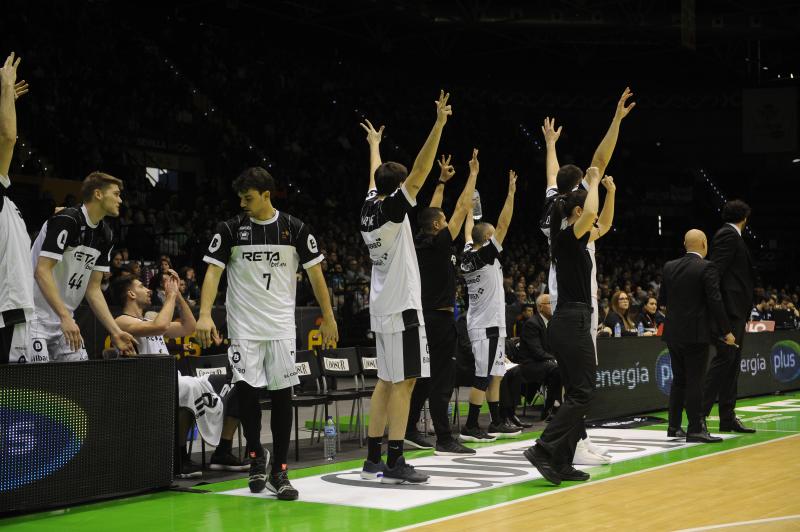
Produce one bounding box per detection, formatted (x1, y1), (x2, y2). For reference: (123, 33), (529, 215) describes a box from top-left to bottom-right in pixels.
(639, 297), (664, 332)
(604, 290), (638, 336)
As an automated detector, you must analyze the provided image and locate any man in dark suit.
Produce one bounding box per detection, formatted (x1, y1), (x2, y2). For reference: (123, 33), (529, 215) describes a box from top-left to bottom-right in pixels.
(500, 294), (561, 427)
(703, 200), (757, 433)
(660, 229), (736, 443)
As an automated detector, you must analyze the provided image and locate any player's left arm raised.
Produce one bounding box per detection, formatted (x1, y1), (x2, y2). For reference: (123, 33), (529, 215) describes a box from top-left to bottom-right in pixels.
(590, 87), (635, 177)
(494, 170), (518, 245)
(85, 271), (135, 355)
(590, 175), (616, 242)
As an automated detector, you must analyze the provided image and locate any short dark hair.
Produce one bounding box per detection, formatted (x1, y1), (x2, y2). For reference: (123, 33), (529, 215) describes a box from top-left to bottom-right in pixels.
(721, 200), (751, 224)
(233, 167), (276, 195)
(110, 274), (136, 308)
(472, 222), (493, 245)
(556, 165), (584, 193)
(81, 172), (123, 202)
(417, 207), (444, 232)
(374, 162), (407, 195)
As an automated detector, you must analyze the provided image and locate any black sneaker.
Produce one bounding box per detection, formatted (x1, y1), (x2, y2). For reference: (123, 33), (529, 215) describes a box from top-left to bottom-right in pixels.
(558, 465), (590, 481)
(380, 456), (429, 485)
(361, 459), (388, 480)
(508, 414), (533, 429)
(267, 470), (299, 501)
(404, 431), (434, 450)
(248, 449), (270, 493)
(434, 439), (476, 456)
(523, 445), (561, 486)
(488, 421), (522, 439)
(459, 426), (497, 443)
(209, 450), (250, 471)
(178, 457), (202, 479)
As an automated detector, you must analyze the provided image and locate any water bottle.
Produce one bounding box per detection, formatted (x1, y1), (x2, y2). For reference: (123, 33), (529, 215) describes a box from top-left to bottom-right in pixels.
(614, 322), (621, 338)
(637, 322), (644, 336)
(324, 416), (337, 461)
(472, 189), (483, 220)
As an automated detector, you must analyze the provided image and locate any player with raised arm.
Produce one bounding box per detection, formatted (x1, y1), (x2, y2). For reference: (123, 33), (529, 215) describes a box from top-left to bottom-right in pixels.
(403, 149), (480, 456)
(358, 90), (451, 484)
(0, 51), (33, 364)
(459, 169), (522, 442)
(196, 167), (338, 500)
(538, 87), (633, 464)
(29, 172), (135, 362)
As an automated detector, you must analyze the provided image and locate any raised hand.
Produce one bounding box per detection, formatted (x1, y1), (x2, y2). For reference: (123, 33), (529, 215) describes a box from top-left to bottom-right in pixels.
(508, 170), (518, 195)
(164, 274), (179, 297)
(585, 166), (601, 185)
(438, 154), (455, 182)
(615, 87), (636, 120)
(541, 117), (562, 145)
(0, 52), (20, 87)
(14, 80), (28, 100)
(468, 148), (479, 175)
(601, 175), (616, 192)
(358, 119), (384, 145)
(435, 90), (452, 124)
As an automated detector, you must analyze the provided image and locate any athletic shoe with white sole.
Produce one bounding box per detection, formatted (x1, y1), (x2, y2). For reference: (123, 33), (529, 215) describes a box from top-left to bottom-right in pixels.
(380, 457), (429, 485)
(434, 439), (476, 456)
(404, 431), (434, 449)
(360, 459), (388, 480)
(487, 421), (522, 439)
(209, 450), (250, 471)
(584, 435), (612, 458)
(178, 457), (202, 479)
(459, 426), (497, 443)
(267, 470), (299, 501)
(573, 439), (611, 465)
(248, 449), (270, 493)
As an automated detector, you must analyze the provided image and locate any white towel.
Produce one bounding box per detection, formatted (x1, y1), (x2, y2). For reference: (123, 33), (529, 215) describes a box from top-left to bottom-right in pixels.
(178, 372), (224, 447)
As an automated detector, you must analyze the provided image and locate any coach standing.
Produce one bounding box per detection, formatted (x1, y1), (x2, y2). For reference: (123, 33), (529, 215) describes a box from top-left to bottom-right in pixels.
(660, 230), (735, 443)
(703, 200), (757, 433)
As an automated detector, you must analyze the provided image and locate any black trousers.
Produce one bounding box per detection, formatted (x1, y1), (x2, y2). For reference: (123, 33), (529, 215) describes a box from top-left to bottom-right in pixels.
(500, 361), (561, 413)
(667, 342), (710, 433)
(407, 310), (456, 441)
(536, 304), (595, 468)
(703, 318), (746, 422)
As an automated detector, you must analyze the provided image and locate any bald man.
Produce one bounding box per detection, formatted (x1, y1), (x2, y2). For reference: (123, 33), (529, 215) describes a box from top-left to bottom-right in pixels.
(659, 230), (736, 443)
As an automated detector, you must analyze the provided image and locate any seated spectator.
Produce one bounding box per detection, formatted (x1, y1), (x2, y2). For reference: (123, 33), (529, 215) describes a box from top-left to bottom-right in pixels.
(638, 297), (664, 333)
(506, 289), (529, 334)
(148, 255), (173, 292)
(750, 297), (774, 321)
(604, 291), (638, 336)
(179, 278), (197, 310)
(500, 294), (562, 425)
(179, 266), (200, 300)
(513, 304), (534, 338)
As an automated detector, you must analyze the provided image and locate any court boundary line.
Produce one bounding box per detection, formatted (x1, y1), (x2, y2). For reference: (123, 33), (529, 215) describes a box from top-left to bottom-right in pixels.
(388, 432), (800, 531)
(673, 514), (800, 531)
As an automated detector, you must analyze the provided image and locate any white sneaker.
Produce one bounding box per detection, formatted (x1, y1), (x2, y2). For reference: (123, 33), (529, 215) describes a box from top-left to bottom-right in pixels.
(583, 435), (612, 458)
(573, 439), (612, 465)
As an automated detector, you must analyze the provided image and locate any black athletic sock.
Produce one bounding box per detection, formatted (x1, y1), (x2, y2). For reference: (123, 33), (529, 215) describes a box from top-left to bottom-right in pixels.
(387, 440), (403, 468)
(466, 403), (481, 428)
(367, 437), (383, 464)
(235, 381), (264, 457)
(269, 387), (293, 474)
(179, 445), (188, 458)
(488, 401), (501, 425)
(215, 438), (232, 454)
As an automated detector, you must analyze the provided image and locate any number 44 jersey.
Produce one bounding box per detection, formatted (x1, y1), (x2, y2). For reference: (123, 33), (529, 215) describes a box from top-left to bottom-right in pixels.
(30, 205), (113, 325)
(203, 210), (323, 341)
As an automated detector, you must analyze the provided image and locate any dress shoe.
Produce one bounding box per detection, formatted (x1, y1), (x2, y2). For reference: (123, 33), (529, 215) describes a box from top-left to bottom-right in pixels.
(719, 417), (756, 433)
(508, 414), (533, 429)
(667, 427), (686, 438)
(523, 445), (562, 485)
(558, 466), (590, 482)
(686, 430), (723, 443)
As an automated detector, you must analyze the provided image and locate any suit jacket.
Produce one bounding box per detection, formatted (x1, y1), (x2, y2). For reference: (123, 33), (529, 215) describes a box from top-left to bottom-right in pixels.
(710, 224), (756, 321)
(660, 253), (732, 344)
(517, 314), (555, 364)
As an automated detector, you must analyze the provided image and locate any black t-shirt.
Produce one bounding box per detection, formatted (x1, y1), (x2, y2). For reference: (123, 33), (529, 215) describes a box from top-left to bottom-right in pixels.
(553, 225), (592, 306)
(415, 229), (456, 310)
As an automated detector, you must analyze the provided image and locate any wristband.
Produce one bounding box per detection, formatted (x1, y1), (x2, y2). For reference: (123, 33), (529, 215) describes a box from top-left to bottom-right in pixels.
(438, 180), (447, 186)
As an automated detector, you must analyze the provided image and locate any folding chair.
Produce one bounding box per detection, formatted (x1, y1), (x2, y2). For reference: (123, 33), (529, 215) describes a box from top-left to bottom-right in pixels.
(291, 350), (331, 461)
(318, 347), (366, 448)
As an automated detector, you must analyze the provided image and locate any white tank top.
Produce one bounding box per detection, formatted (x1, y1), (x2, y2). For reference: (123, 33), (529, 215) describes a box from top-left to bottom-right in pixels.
(124, 315), (170, 355)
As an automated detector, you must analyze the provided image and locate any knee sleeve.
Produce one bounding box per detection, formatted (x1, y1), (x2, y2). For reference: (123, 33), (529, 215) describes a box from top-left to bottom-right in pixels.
(473, 376), (489, 391)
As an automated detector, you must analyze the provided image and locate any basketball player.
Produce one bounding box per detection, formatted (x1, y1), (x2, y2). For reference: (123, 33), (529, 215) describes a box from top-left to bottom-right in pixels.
(0, 51), (33, 364)
(459, 170), (522, 443)
(538, 87), (633, 463)
(112, 271), (228, 478)
(358, 91), (451, 484)
(28, 172), (135, 362)
(196, 167), (338, 500)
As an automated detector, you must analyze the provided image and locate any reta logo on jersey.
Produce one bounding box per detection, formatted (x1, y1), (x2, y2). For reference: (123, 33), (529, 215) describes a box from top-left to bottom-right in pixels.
(241, 251), (285, 266)
(73, 250), (97, 270)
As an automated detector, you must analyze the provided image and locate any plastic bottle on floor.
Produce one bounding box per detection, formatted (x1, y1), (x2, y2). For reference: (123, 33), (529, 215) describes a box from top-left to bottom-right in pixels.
(324, 416), (337, 461)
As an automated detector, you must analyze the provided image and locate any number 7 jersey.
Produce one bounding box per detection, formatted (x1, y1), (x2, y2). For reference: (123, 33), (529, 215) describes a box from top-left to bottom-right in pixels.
(203, 210), (323, 340)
